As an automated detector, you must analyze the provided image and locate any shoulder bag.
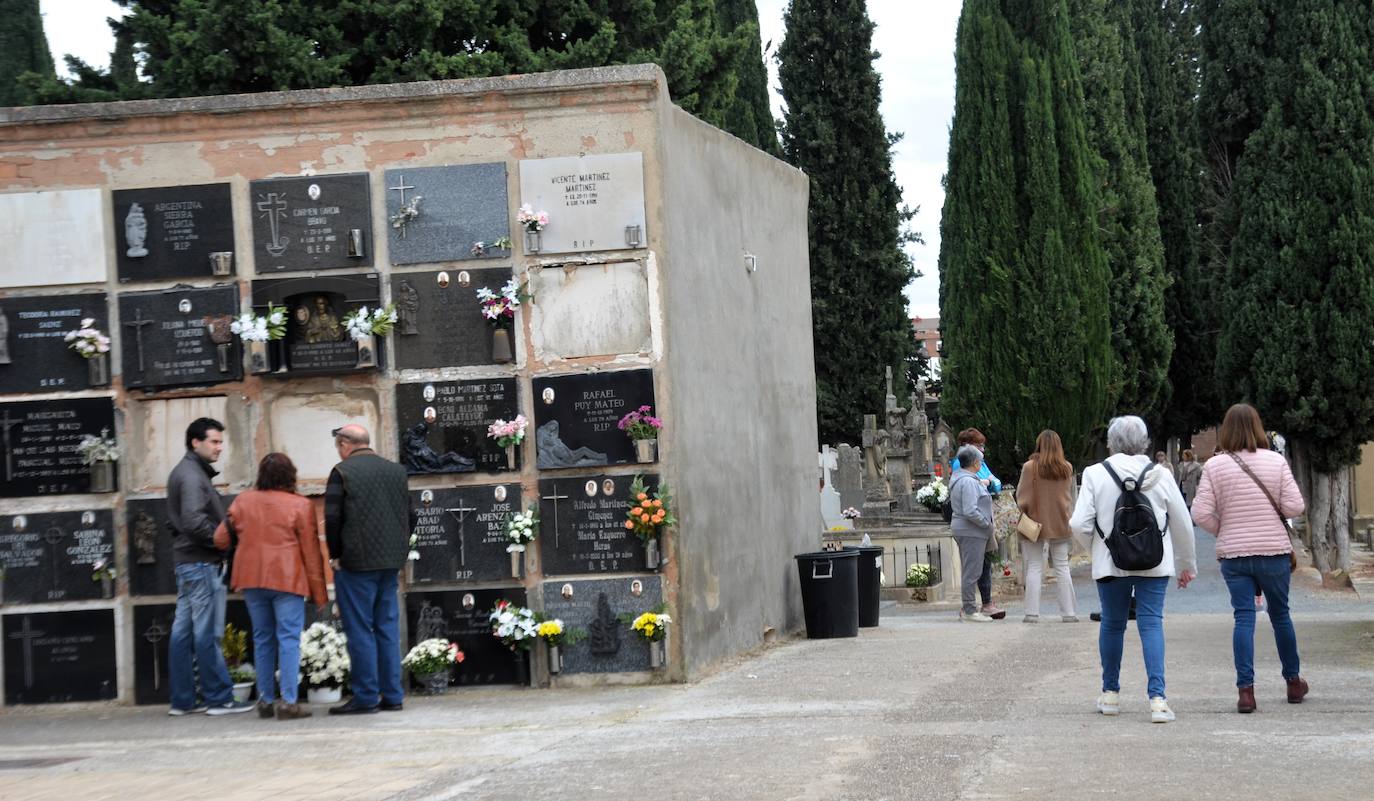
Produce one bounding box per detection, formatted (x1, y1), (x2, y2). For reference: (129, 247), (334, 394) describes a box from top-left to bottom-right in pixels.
(1227, 452), (1300, 573)
(1014, 470), (1042, 541)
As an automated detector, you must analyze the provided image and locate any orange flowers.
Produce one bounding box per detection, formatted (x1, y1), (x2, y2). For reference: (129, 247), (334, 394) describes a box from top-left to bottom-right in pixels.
(625, 475), (676, 542)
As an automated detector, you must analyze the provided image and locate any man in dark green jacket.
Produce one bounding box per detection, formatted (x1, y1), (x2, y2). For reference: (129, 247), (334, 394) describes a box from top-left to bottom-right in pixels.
(325, 424), (414, 714)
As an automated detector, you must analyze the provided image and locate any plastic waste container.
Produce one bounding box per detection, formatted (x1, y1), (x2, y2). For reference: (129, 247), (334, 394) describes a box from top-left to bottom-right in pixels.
(844, 545), (884, 627)
(794, 549), (859, 639)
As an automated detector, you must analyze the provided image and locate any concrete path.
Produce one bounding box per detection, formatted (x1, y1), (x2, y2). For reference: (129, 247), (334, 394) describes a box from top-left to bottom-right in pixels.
(3, 530), (1371, 801)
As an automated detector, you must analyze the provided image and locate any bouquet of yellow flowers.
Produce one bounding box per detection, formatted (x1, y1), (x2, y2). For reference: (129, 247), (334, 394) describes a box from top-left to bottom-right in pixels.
(625, 608), (671, 643)
(534, 618), (585, 648)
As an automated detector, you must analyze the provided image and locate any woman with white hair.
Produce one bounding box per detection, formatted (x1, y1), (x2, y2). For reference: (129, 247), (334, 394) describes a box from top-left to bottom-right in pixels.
(949, 444), (997, 622)
(1070, 416), (1197, 723)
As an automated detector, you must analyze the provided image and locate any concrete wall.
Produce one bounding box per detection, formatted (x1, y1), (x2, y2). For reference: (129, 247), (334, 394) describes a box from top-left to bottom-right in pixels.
(656, 105), (816, 676)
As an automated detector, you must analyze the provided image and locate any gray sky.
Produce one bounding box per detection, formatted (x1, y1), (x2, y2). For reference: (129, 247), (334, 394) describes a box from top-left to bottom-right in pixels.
(41, 0), (959, 321)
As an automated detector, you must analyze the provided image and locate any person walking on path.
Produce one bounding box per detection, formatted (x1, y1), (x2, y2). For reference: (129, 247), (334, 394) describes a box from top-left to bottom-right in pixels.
(215, 453), (328, 720)
(950, 444), (997, 623)
(951, 428), (1006, 619)
(1175, 450), (1202, 508)
(325, 424), (414, 715)
(1189, 403), (1308, 714)
(1071, 416), (1196, 723)
(1016, 430), (1078, 623)
(166, 417), (253, 716)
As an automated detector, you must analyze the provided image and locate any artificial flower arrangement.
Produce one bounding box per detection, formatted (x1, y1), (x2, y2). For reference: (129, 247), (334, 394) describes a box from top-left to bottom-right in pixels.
(505, 507), (539, 554)
(475, 278), (528, 327)
(489, 600), (539, 650)
(470, 236), (513, 258)
(76, 428), (119, 465)
(617, 405), (663, 442)
(516, 204), (548, 232)
(487, 415), (528, 448)
(91, 559), (117, 583)
(408, 533), (421, 562)
(622, 605), (672, 644)
(300, 622), (350, 689)
(623, 476), (675, 541)
(534, 618), (586, 648)
(841, 507), (862, 521)
(389, 193), (423, 233)
(342, 303), (398, 340)
(64, 319), (111, 358)
(914, 478), (949, 513)
(229, 303), (288, 342)
(905, 563), (939, 588)
(401, 638), (465, 676)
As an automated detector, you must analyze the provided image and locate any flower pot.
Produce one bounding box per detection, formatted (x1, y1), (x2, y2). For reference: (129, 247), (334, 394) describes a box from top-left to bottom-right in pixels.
(505, 442), (517, 471)
(634, 438), (658, 464)
(209, 251), (235, 276)
(510, 548), (524, 579)
(100, 574), (113, 599)
(417, 669), (450, 695)
(405, 560), (415, 585)
(247, 340), (271, 375)
(491, 328), (513, 364)
(355, 334), (378, 369)
(524, 228), (542, 254)
(909, 581), (942, 603)
(307, 686), (342, 705)
(648, 639), (666, 670)
(87, 353), (110, 388)
(231, 682), (254, 703)
(644, 538), (660, 570)
(513, 650), (531, 687)
(90, 461), (115, 493)
(547, 644), (562, 675)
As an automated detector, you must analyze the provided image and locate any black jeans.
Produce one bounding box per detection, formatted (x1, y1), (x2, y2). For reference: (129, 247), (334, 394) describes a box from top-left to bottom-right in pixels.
(979, 555), (993, 605)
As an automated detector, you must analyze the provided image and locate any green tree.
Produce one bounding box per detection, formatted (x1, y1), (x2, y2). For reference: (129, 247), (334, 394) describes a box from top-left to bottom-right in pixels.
(939, 0), (1112, 474)
(1209, 0), (1374, 574)
(778, 0), (918, 446)
(0, 0), (54, 106)
(717, 0), (781, 154)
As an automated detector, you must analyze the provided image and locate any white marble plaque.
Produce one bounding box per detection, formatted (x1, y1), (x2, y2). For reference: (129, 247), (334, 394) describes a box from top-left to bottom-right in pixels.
(269, 393), (380, 482)
(0, 189), (109, 288)
(518, 153), (647, 254)
(529, 261), (651, 360)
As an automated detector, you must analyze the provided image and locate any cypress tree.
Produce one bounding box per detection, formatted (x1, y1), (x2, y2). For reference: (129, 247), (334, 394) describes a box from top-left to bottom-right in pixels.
(1211, 0), (1374, 574)
(0, 0), (54, 106)
(778, 0), (918, 447)
(939, 0), (1112, 473)
(717, 0), (781, 155)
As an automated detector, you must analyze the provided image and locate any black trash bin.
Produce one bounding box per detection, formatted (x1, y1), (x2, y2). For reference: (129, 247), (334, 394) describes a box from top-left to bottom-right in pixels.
(794, 549), (859, 639)
(844, 545), (885, 627)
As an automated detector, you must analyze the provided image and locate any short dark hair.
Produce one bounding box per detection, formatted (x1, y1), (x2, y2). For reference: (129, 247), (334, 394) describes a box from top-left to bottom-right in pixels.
(185, 417), (225, 450)
(255, 453), (297, 493)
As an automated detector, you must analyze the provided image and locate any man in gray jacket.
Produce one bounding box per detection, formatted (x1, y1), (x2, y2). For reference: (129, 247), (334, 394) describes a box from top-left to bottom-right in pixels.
(950, 444), (996, 622)
(165, 417), (251, 716)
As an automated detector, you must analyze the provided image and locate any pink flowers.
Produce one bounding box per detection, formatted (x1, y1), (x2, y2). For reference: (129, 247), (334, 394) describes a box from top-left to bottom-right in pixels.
(517, 204), (548, 232)
(64, 319), (111, 358)
(618, 405), (663, 441)
(449, 643), (466, 664)
(476, 278), (524, 327)
(487, 415), (528, 447)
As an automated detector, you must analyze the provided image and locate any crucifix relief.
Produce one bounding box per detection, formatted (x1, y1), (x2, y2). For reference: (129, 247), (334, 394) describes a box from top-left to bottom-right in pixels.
(123, 308), (155, 374)
(42, 526), (66, 594)
(7, 615), (45, 690)
(143, 618), (169, 690)
(444, 499), (479, 571)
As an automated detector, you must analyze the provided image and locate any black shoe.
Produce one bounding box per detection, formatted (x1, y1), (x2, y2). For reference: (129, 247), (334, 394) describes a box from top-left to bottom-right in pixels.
(1088, 610), (1136, 622)
(328, 699), (379, 715)
(379, 700), (403, 712)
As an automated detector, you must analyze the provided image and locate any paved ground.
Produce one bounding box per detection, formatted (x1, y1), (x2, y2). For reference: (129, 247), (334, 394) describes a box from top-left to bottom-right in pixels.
(3, 529), (1372, 801)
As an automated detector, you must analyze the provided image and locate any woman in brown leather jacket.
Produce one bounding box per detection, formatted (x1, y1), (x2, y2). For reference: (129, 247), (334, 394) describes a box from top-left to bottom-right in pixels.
(215, 453), (328, 720)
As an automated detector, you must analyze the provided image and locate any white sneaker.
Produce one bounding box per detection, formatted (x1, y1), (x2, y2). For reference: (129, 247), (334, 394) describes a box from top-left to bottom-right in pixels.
(1150, 697), (1175, 723)
(960, 611), (994, 622)
(1023, 614), (1040, 623)
(1096, 691), (1120, 716)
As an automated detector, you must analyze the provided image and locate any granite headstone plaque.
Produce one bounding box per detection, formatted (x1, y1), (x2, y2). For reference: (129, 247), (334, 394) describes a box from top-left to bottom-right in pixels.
(0, 189), (109, 289)
(126, 495), (236, 596)
(537, 473), (658, 575)
(250, 173), (373, 272)
(113, 184), (236, 282)
(3, 610), (117, 704)
(405, 588), (527, 686)
(132, 601), (254, 705)
(0, 510), (115, 604)
(518, 152), (647, 254)
(0, 293), (109, 394)
(390, 268), (513, 369)
(396, 379), (519, 475)
(408, 484), (521, 585)
(117, 286), (242, 389)
(532, 369), (655, 469)
(540, 577), (663, 674)
(0, 398), (117, 497)
(251, 274), (382, 373)
(384, 164), (511, 266)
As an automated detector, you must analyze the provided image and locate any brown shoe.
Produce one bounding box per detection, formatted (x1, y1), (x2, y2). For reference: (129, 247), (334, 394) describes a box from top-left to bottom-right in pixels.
(1286, 676), (1309, 704)
(275, 701), (313, 720)
(1237, 686), (1256, 713)
(256, 700), (275, 719)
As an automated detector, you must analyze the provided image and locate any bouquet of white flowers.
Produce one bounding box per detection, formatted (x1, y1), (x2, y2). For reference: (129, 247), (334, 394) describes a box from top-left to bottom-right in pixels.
(299, 622), (350, 689)
(342, 304), (398, 340)
(77, 428), (119, 465)
(489, 600), (539, 650)
(229, 304), (287, 342)
(505, 507), (538, 553)
(402, 638), (464, 675)
(914, 478), (949, 513)
(64, 319), (111, 358)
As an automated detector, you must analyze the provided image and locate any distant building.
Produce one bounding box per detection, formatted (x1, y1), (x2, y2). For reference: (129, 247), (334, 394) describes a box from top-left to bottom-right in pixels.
(912, 316), (941, 378)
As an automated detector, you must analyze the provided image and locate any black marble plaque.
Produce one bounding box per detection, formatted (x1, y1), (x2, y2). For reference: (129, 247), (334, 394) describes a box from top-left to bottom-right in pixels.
(250, 173), (373, 273)
(126, 495), (236, 597)
(540, 577), (663, 674)
(0, 510), (115, 604)
(3, 610), (117, 704)
(405, 588), (527, 686)
(391, 268), (513, 369)
(533, 370), (655, 469)
(251, 275), (382, 374)
(132, 601), (255, 705)
(0, 398), (117, 497)
(0, 293), (109, 394)
(396, 379), (519, 475)
(408, 484), (522, 585)
(113, 184), (236, 282)
(118, 286), (242, 389)
(537, 473), (657, 576)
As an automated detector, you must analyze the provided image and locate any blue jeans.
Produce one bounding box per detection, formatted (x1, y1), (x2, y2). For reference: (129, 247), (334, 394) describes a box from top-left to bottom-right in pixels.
(1097, 576), (1169, 699)
(335, 568), (403, 707)
(170, 562), (234, 709)
(1220, 555), (1301, 687)
(243, 588), (306, 704)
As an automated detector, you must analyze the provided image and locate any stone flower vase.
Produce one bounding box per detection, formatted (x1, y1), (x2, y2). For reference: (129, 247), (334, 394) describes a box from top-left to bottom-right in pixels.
(644, 537), (660, 570)
(510, 547), (524, 579)
(418, 669), (450, 695)
(100, 574), (113, 599)
(90, 461), (115, 493)
(247, 340), (271, 375)
(505, 442), (518, 471)
(648, 638), (666, 670)
(513, 650), (531, 687)
(491, 328), (513, 364)
(308, 685), (342, 704)
(87, 353), (110, 388)
(405, 559), (416, 585)
(355, 334), (378, 369)
(547, 643), (563, 675)
(524, 228), (542, 254)
(634, 438), (658, 464)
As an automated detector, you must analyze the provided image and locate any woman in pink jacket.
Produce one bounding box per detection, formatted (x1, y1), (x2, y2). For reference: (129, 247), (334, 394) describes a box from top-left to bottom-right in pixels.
(1191, 403), (1308, 714)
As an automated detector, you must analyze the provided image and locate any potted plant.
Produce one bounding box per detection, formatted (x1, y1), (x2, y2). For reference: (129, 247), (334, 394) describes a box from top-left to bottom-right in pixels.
(230, 303), (287, 374)
(516, 203), (548, 253)
(300, 622), (350, 704)
(405, 533), (420, 584)
(914, 478), (949, 514)
(624, 476), (676, 569)
(905, 563), (942, 602)
(64, 319), (112, 387)
(487, 414), (528, 471)
(504, 507), (538, 578)
(222, 623), (255, 702)
(91, 559), (117, 599)
(476, 278), (527, 364)
(342, 303), (396, 369)
(535, 618), (585, 675)
(77, 428), (118, 493)
(488, 600), (538, 685)
(617, 405), (663, 463)
(401, 637), (464, 695)
(624, 606), (672, 670)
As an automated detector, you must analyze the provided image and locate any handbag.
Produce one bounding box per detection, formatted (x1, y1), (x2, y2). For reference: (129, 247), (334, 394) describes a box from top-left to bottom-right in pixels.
(1227, 453), (1300, 573)
(1017, 512), (1042, 542)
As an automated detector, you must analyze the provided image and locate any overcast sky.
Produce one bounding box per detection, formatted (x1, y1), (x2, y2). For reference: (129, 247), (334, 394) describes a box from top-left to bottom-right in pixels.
(40, 0), (959, 321)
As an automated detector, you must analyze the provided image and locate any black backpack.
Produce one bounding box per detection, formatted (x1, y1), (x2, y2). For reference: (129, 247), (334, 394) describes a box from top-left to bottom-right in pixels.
(1095, 462), (1167, 571)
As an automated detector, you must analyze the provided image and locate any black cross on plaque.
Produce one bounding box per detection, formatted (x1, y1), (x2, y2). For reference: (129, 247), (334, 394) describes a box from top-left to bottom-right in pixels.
(123, 308), (155, 373)
(7, 615), (46, 689)
(0, 408), (20, 482)
(444, 499), (479, 569)
(541, 483), (572, 549)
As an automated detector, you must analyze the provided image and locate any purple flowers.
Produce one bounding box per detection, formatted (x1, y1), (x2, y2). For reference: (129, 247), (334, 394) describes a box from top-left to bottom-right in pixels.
(618, 405), (663, 441)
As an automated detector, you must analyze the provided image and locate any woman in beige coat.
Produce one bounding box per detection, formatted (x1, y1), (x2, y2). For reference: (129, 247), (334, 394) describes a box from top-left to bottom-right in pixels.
(1016, 430), (1078, 622)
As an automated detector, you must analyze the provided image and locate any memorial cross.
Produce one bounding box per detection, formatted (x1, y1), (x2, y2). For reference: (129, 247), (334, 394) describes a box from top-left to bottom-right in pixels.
(7, 616), (45, 689)
(123, 308), (155, 373)
(541, 484), (572, 549)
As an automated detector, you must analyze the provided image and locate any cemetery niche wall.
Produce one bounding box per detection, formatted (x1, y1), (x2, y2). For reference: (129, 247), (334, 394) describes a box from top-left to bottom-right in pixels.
(0, 64), (813, 704)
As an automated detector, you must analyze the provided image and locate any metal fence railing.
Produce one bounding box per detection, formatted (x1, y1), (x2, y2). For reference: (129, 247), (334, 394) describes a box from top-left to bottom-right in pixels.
(884, 543), (943, 589)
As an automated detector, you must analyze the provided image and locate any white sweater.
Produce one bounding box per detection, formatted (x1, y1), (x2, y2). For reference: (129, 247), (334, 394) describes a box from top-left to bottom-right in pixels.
(1069, 453), (1198, 580)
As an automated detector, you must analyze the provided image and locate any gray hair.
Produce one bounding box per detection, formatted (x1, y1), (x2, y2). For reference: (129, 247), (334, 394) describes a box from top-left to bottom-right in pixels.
(1106, 416), (1150, 456)
(956, 444), (983, 469)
